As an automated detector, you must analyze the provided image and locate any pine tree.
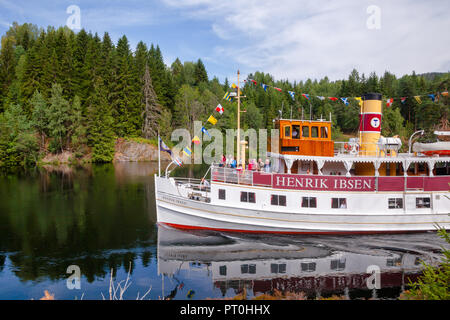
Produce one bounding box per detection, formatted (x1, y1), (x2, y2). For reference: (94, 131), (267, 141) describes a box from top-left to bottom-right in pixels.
(194, 58), (208, 85)
(142, 64), (161, 139)
(47, 83), (71, 152)
(87, 77), (115, 162)
(30, 90), (49, 149)
(0, 36), (17, 111)
(69, 95), (87, 152)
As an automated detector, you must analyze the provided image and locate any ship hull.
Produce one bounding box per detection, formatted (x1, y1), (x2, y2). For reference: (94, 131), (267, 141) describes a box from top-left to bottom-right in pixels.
(155, 176), (450, 235)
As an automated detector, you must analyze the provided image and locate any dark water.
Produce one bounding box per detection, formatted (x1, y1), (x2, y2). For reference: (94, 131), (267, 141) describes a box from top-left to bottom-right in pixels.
(0, 163), (447, 300)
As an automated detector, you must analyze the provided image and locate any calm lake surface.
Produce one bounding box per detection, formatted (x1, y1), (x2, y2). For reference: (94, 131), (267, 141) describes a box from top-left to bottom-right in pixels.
(0, 162), (447, 300)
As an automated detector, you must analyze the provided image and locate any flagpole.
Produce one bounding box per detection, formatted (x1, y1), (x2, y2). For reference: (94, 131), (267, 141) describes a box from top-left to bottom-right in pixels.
(158, 131), (161, 177)
(237, 70), (241, 167)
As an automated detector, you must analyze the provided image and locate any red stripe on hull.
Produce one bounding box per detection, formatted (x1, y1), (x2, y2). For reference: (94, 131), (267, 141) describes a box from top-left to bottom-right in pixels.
(159, 222), (428, 235)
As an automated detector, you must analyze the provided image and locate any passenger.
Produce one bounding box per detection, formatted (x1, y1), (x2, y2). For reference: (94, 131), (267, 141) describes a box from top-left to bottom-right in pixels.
(231, 158), (237, 168)
(248, 159), (253, 171)
(226, 155), (233, 168)
(258, 158), (264, 171)
(264, 159), (271, 173)
(219, 154), (226, 167)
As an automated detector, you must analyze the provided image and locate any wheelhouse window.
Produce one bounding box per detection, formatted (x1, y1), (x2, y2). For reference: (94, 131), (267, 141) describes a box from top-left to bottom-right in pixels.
(302, 197), (317, 208)
(284, 126), (291, 138)
(311, 126), (319, 138)
(302, 126), (309, 138)
(332, 198), (347, 209)
(388, 198), (403, 209)
(292, 125), (300, 139)
(416, 197), (431, 208)
(241, 191), (256, 203)
(218, 189), (226, 200)
(320, 126), (329, 139)
(271, 194), (286, 206)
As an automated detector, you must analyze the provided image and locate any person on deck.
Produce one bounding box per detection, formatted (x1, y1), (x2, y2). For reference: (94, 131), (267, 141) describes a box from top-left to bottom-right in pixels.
(264, 159), (271, 173)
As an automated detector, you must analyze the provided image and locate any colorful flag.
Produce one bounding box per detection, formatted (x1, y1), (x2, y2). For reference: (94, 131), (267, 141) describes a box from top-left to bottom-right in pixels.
(183, 146), (192, 157)
(340, 97), (349, 106)
(328, 97), (338, 102)
(261, 83), (268, 91)
(174, 157), (183, 167)
(386, 98), (393, 107)
(215, 104), (224, 115)
(288, 91), (295, 101)
(441, 91), (448, 97)
(355, 97), (363, 107)
(316, 96), (325, 101)
(428, 94), (436, 102)
(400, 97), (407, 104)
(192, 136), (201, 145)
(231, 83), (238, 89)
(223, 92), (233, 102)
(201, 126), (211, 138)
(274, 87), (282, 92)
(414, 96), (422, 104)
(207, 115), (218, 125)
(302, 93), (310, 100)
(159, 137), (172, 156)
(250, 79), (257, 85)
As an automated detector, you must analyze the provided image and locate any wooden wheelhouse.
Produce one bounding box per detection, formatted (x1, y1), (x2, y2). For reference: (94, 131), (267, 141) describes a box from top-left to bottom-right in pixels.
(274, 119), (334, 157)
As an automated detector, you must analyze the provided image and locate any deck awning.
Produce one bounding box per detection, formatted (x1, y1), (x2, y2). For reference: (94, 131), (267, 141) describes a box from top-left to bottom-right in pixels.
(268, 152), (450, 177)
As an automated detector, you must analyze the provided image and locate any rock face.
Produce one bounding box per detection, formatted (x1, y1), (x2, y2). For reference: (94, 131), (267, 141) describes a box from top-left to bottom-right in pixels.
(114, 138), (172, 162)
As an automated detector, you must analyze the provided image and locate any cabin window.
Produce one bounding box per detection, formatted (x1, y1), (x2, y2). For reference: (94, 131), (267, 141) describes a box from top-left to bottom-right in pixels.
(301, 262), (316, 272)
(330, 258), (346, 271)
(271, 263), (286, 274)
(320, 126), (329, 139)
(284, 126), (291, 138)
(218, 189), (226, 200)
(271, 194), (287, 206)
(302, 126), (309, 138)
(292, 125), (300, 139)
(388, 198), (403, 209)
(416, 197), (431, 208)
(332, 198), (347, 209)
(311, 126), (319, 138)
(219, 265), (227, 276)
(241, 264), (256, 274)
(301, 197), (317, 208)
(241, 191), (256, 203)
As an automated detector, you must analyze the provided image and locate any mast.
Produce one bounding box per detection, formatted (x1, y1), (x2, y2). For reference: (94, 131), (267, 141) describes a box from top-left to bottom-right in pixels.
(237, 70), (241, 167)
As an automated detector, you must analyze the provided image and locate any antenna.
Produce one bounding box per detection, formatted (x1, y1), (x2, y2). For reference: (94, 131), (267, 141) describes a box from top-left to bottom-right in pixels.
(309, 103), (312, 121)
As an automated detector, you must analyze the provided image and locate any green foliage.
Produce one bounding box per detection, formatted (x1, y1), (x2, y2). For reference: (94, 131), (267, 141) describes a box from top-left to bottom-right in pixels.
(401, 228), (450, 300)
(87, 78), (116, 163)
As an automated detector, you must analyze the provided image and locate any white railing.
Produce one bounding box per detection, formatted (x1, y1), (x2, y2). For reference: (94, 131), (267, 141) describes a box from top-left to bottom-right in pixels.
(211, 166), (253, 185)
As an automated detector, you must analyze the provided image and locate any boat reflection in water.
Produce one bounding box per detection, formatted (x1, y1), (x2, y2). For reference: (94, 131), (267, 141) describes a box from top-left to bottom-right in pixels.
(157, 224), (446, 299)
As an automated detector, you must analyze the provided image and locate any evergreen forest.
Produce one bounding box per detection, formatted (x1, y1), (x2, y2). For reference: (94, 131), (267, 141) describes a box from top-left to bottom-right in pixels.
(0, 23), (448, 168)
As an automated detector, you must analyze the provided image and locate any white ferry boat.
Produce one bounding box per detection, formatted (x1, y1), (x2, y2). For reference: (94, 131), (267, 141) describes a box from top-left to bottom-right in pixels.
(155, 87), (450, 234)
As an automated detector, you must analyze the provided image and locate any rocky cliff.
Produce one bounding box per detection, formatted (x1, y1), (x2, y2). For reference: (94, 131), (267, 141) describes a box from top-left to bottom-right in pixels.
(114, 138), (172, 162)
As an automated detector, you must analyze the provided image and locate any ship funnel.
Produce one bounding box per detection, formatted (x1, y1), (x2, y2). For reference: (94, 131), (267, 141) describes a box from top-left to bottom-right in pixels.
(359, 93), (382, 156)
